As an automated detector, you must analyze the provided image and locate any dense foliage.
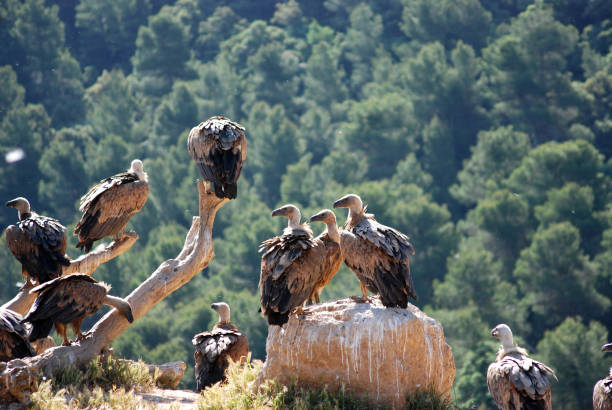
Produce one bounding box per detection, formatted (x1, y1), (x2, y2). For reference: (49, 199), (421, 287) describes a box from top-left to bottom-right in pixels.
(1, 0), (611, 407)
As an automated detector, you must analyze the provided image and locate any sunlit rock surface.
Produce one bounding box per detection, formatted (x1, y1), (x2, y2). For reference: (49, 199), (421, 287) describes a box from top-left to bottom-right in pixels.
(255, 296), (455, 408)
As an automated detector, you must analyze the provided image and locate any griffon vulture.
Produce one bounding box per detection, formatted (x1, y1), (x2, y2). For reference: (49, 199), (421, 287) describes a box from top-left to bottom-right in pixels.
(307, 209), (342, 304)
(187, 116), (247, 199)
(0, 308), (35, 362)
(259, 204), (321, 326)
(192, 302), (249, 391)
(74, 159), (149, 252)
(5, 197), (70, 285)
(487, 324), (557, 410)
(23, 274), (134, 346)
(333, 194), (416, 308)
(594, 342), (612, 410)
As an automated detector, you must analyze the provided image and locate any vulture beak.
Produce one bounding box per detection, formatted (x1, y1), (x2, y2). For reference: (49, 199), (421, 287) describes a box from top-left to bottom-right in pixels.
(211, 303), (219, 311)
(309, 211), (328, 223)
(6, 199), (18, 208)
(602, 342), (612, 352)
(491, 328), (498, 338)
(333, 198), (348, 209)
(271, 207), (290, 217)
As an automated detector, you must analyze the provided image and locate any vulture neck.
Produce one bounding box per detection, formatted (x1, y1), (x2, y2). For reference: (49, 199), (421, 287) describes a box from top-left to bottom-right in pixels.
(133, 170), (148, 182)
(496, 334), (527, 360)
(287, 211), (301, 230)
(325, 221), (340, 243)
(19, 211), (32, 221)
(346, 205), (365, 228)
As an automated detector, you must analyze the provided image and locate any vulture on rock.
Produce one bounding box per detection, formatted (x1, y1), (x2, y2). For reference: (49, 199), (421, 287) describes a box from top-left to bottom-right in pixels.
(333, 194), (416, 308)
(259, 204), (340, 326)
(23, 274), (134, 346)
(187, 116), (247, 199)
(192, 302), (249, 391)
(0, 308), (35, 362)
(487, 324), (556, 410)
(74, 159), (149, 252)
(594, 342), (612, 410)
(5, 197), (70, 285)
(307, 209), (342, 304)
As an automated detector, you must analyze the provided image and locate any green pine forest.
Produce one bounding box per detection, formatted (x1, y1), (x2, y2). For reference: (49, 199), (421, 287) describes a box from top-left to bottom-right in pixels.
(1, 0), (611, 408)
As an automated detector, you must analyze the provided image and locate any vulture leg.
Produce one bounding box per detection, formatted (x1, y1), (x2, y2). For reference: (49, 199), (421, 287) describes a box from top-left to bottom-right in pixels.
(56, 323), (70, 346)
(314, 291), (321, 304)
(71, 318), (85, 342)
(351, 282), (369, 303)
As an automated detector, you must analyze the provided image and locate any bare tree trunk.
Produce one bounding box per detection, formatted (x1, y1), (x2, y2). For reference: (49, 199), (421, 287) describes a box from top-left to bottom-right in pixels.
(0, 181), (228, 402)
(2, 233), (139, 315)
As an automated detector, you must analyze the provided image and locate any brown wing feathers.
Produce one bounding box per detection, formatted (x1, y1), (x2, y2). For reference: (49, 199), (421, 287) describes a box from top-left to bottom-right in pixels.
(75, 172), (148, 252)
(193, 327), (247, 390)
(187, 116), (247, 199)
(5, 214), (69, 284)
(0, 308), (35, 361)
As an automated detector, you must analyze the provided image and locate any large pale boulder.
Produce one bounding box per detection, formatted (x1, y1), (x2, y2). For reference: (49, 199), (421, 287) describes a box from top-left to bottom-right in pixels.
(255, 297), (455, 408)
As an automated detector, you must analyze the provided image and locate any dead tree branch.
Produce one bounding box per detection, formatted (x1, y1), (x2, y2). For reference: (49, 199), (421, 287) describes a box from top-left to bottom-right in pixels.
(0, 181), (228, 402)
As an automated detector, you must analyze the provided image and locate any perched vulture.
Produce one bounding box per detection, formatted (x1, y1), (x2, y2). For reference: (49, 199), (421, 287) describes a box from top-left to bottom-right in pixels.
(5, 197), (70, 285)
(23, 274), (134, 346)
(187, 116), (247, 199)
(192, 302), (249, 391)
(487, 324), (557, 410)
(307, 209), (342, 304)
(259, 204), (330, 326)
(333, 194), (416, 308)
(594, 342), (612, 410)
(0, 308), (35, 362)
(74, 159), (149, 252)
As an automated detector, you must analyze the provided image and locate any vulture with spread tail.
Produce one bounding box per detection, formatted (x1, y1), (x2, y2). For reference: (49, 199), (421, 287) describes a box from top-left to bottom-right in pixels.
(192, 302), (249, 391)
(333, 194), (416, 308)
(0, 308), (35, 362)
(74, 159), (149, 252)
(487, 324), (557, 410)
(187, 116), (247, 199)
(307, 209), (342, 304)
(594, 342), (612, 410)
(260, 204), (344, 326)
(23, 274), (134, 346)
(5, 197), (70, 285)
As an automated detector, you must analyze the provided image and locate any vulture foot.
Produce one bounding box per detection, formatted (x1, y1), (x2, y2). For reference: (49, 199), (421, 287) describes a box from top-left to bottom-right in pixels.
(350, 295), (370, 303)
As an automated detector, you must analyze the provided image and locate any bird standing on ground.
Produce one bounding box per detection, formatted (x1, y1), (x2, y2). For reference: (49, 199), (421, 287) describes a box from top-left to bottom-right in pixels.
(594, 342), (612, 410)
(187, 116), (247, 199)
(23, 274), (134, 346)
(487, 324), (556, 410)
(74, 159), (149, 253)
(0, 308), (35, 362)
(192, 302), (249, 391)
(333, 194), (416, 308)
(5, 197), (70, 285)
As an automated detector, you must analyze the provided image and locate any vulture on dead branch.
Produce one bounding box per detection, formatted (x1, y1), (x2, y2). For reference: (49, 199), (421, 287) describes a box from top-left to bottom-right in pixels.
(594, 342), (612, 410)
(487, 324), (557, 410)
(0, 308), (35, 362)
(333, 194), (416, 308)
(187, 116), (247, 199)
(259, 204), (332, 326)
(192, 302), (249, 391)
(307, 209), (342, 304)
(23, 274), (134, 346)
(74, 159), (149, 253)
(5, 197), (70, 285)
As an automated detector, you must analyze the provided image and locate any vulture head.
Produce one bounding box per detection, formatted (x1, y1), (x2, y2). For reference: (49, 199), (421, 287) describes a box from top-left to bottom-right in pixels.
(333, 194), (363, 214)
(272, 204), (302, 229)
(491, 323), (526, 358)
(129, 159), (148, 182)
(309, 209), (336, 224)
(602, 342), (612, 353)
(6, 197), (31, 220)
(211, 302), (231, 324)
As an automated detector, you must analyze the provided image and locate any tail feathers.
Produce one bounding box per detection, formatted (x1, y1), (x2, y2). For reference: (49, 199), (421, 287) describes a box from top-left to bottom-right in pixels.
(213, 182), (237, 199)
(266, 311), (289, 326)
(28, 319), (54, 342)
(104, 295), (134, 323)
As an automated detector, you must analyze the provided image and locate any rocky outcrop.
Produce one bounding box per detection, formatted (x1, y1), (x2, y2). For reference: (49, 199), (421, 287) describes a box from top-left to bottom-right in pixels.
(255, 297), (455, 408)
